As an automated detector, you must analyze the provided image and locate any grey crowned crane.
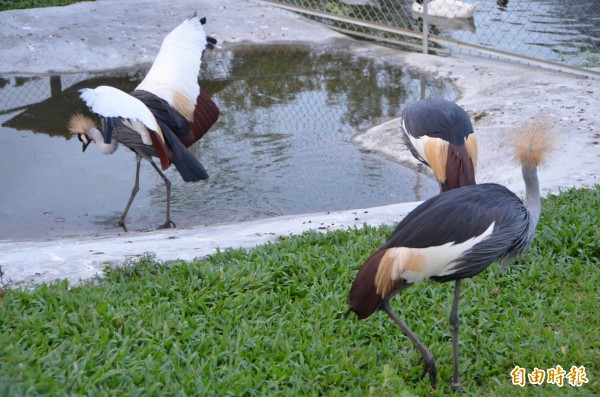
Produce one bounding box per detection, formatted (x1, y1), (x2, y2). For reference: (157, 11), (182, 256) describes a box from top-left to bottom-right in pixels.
(401, 98), (477, 192)
(348, 121), (555, 392)
(68, 14), (219, 230)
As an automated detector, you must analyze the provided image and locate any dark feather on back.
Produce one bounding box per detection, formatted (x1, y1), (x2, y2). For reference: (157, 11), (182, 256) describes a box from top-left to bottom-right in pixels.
(384, 183), (531, 280)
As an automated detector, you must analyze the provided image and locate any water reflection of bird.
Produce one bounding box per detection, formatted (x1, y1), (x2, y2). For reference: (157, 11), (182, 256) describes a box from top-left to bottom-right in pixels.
(68, 14), (219, 230)
(348, 120), (554, 392)
(401, 98), (477, 192)
(412, 0), (477, 19)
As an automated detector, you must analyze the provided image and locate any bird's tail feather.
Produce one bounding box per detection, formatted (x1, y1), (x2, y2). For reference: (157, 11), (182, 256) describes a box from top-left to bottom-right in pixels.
(159, 121), (209, 182)
(510, 119), (556, 168)
(348, 250), (385, 319)
(173, 147), (209, 182)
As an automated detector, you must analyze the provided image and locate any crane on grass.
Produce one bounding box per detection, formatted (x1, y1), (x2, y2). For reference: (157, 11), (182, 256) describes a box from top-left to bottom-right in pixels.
(401, 98), (477, 192)
(348, 120), (554, 392)
(68, 13), (219, 230)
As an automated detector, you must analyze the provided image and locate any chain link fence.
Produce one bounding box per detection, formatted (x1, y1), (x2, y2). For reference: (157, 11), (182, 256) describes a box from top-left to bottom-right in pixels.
(0, 70), (146, 135)
(3, 0), (597, 133)
(2, 1), (598, 124)
(0, 45), (457, 135)
(263, 0), (600, 78)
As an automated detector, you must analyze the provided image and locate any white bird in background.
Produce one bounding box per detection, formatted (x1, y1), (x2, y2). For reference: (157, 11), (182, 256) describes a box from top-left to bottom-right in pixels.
(348, 120), (555, 392)
(69, 13), (219, 230)
(412, 0), (477, 19)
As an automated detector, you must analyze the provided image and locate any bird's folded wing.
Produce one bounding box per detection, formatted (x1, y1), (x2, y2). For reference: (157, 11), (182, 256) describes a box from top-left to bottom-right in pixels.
(79, 86), (162, 145)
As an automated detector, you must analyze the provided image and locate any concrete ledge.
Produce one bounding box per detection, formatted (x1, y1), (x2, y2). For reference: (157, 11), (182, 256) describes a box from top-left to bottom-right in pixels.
(1, 202), (417, 287)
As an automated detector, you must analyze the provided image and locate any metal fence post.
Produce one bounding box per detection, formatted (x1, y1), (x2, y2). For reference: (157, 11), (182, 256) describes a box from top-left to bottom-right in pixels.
(422, 0), (429, 55)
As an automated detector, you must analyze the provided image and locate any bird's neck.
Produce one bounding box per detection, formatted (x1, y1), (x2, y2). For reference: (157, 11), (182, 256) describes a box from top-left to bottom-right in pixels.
(522, 164), (541, 230)
(90, 128), (118, 155)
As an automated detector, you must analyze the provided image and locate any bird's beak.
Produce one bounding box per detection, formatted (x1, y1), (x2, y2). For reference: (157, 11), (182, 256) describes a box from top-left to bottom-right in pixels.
(78, 133), (91, 152)
(82, 140), (91, 152)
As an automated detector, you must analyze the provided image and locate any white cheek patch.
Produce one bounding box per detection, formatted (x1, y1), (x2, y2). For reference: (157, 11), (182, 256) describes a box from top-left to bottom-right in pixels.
(407, 133), (429, 160)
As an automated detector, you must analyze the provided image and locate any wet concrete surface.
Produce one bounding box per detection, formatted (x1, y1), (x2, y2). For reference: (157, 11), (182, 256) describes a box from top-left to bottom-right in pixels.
(0, 0), (598, 287)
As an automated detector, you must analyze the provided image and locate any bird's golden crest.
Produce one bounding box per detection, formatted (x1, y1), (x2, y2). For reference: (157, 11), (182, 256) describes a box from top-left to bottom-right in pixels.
(510, 119), (557, 168)
(68, 113), (96, 135)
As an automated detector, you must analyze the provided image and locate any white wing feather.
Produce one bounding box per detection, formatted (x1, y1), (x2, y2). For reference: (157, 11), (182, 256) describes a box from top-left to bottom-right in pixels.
(397, 223), (495, 284)
(79, 86), (159, 145)
(136, 16), (207, 120)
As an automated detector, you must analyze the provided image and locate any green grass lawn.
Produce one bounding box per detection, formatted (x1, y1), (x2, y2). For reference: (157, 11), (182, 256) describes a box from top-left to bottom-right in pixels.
(1, 186), (598, 396)
(0, 0), (89, 12)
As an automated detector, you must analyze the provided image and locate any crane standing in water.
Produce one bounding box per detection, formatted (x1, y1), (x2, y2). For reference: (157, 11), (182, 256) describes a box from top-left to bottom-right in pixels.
(348, 120), (554, 392)
(68, 13), (219, 230)
(401, 98), (477, 192)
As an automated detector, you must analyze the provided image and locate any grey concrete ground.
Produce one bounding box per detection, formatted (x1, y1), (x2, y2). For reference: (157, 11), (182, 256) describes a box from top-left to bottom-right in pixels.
(0, 0), (348, 74)
(0, 0), (598, 287)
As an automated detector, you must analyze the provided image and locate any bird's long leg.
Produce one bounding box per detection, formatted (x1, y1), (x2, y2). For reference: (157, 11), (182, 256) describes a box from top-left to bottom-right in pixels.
(382, 300), (437, 390)
(119, 154), (142, 231)
(148, 159), (175, 229)
(450, 279), (465, 393)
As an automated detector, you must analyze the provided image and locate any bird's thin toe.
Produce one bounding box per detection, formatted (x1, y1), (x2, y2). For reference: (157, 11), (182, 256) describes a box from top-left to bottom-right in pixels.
(451, 383), (465, 393)
(418, 359), (437, 390)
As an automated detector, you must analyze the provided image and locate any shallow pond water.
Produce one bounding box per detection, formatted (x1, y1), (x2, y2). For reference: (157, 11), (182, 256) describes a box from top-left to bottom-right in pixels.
(344, 0), (599, 67)
(0, 45), (456, 240)
(451, 0), (600, 67)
